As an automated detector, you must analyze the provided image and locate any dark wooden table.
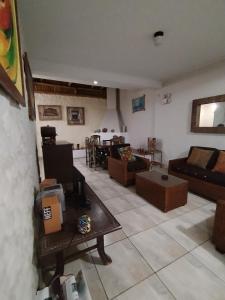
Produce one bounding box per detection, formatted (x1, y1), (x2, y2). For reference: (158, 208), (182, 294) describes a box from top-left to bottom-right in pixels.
(136, 171), (188, 212)
(36, 184), (121, 281)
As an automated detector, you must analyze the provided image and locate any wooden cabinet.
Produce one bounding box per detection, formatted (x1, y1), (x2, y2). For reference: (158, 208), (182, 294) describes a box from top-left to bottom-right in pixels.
(42, 141), (73, 184)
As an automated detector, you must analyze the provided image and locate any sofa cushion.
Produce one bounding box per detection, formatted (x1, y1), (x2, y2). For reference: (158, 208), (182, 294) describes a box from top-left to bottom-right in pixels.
(187, 147), (214, 169)
(188, 146), (219, 169)
(172, 162), (225, 187)
(213, 151), (225, 173)
(110, 143), (130, 159)
(119, 146), (136, 161)
(127, 156), (146, 172)
(171, 162), (206, 178)
(207, 171), (225, 186)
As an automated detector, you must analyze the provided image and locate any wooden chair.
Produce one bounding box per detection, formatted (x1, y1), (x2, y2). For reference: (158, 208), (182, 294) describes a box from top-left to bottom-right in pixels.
(147, 137), (163, 167)
(108, 144), (150, 186)
(88, 135), (101, 169)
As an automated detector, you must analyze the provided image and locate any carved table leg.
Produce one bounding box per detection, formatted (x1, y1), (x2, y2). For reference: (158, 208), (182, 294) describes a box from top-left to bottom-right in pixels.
(97, 236), (112, 265)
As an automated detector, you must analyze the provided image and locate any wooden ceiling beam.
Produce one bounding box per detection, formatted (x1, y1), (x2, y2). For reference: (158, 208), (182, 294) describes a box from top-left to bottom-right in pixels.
(33, 78), (107, 98)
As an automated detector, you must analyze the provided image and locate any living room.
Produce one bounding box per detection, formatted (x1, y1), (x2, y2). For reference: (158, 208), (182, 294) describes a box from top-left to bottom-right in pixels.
(1, 1), (225, 299)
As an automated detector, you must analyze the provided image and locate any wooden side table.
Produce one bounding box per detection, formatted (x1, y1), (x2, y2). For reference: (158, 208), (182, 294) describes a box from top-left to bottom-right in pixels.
(132, 148), (163, 168)
(149, 149), (163, 167)
(212, 199), (225, 253)
(35, 184), (121, 283)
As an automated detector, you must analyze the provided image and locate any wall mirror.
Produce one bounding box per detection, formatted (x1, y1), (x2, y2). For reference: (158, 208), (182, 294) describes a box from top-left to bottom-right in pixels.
(191, 94), (225, 133)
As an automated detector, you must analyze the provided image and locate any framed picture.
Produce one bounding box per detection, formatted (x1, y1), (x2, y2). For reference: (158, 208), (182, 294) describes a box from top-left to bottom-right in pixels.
(67, 107), (85, 125)
(0, 0), (25, 106)
(23, 52), (35, 120)
(38, 105), (62, 121)
(132, 95), (145, 113)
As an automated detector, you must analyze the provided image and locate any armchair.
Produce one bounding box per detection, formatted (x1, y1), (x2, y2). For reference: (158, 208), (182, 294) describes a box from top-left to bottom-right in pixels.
(108, 144), (150, 186)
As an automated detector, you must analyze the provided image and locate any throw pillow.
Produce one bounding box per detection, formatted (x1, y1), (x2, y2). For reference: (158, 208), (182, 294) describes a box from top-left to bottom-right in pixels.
(213, 151), (225, 173)
(187, 148), (213, 169)
(118, 146), (136, 161)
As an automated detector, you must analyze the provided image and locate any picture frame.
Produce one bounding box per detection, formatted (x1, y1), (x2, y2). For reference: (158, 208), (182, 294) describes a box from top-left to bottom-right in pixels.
(0, 0), (25, 106)
(67, 107), (85, 125)
(132, 95), (145, 113)
(23, 52), (35, 120)
(38, 105), (62, 121)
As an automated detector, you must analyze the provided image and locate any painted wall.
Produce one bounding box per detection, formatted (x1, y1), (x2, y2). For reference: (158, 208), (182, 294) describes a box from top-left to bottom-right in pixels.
(120, 89), (156, 149)
(101, 88), (120, 132)
(0, 91), (38, 299)
(120, 63), (225, 164)
(155, 63), (225, 163)
(35, 93), (106, 157)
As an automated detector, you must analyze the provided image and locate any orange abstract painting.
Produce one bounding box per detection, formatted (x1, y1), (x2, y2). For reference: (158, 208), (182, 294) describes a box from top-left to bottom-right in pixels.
(0, 0), (24, 99)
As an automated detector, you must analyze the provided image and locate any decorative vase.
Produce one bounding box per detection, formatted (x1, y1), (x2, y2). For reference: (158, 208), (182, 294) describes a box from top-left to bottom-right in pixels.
(77, 215), (91, 234)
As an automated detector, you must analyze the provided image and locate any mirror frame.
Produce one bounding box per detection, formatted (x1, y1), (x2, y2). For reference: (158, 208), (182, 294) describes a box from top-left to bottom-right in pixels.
(191, 94), (225, 134)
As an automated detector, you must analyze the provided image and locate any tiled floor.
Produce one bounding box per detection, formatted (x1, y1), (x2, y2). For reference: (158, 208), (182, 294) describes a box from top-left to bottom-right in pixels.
(64, 158), (225, 300)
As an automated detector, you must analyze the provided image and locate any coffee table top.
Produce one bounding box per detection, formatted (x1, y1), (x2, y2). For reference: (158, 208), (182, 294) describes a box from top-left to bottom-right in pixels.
(36, 184), (121, 257)
(136, 170), (188, 188)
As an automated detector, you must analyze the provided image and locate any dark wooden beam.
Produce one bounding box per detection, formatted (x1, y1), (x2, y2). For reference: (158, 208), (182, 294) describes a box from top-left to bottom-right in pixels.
(33, 78), (107, 98)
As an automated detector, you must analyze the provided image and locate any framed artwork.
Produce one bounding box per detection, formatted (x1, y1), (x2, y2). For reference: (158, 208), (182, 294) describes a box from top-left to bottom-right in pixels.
(23, 52), (35, 120)
(67, 107), (85, 125)
(38, 105), (62, 121)
(132, 95), (145, 113)
(0, 0), (25, 106)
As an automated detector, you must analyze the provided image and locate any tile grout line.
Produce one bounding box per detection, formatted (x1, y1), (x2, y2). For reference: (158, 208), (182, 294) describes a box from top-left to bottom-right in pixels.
(88, 252), (109, 300)
(109, 273), (156, 300)
(77, 160), (223, 298)
(155, 273), (177, 300)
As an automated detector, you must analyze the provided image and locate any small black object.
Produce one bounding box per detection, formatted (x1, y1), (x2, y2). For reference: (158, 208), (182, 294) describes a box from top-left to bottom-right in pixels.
(41, 125), (57, 145)
(153, 30), (164, 38)
(161, 174), (168, 180)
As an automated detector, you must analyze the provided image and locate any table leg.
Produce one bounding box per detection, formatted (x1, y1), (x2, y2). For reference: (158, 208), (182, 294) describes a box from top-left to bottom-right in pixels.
(97, 236), (112, 265)
(50, 252), (64, 299)
(54, 251), (64, 277)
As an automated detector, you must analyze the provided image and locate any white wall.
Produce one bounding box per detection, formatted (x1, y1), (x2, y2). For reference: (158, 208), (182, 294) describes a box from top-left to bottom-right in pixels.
(35, 93), (106, 157)
(120, 89), (156, 149)
(120, 63), (225, 164)
(155, 63), (225, 163)
(101, 88), (120, 132)
(0, 91), (38, 299)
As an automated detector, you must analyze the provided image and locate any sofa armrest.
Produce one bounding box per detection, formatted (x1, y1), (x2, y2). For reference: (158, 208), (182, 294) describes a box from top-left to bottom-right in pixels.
(168, 157), (187, 171)
(134, 156), (150, 169)
(108, 157), (127, 174)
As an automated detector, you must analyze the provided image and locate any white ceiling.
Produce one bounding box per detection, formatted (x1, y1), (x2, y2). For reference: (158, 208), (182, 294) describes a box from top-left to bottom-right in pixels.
(19, 0), (225, 89)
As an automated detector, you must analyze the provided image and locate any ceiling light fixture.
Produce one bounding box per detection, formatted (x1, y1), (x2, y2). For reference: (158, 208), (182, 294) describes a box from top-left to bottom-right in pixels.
(93, 80), (98, 85)
(153, 30), (164, 46)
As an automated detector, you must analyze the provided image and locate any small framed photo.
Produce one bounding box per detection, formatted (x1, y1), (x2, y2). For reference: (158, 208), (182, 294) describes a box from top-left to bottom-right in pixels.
(132, 95), (145, 113)
(38, 105), (62, 121)
(67, 107), (85, 125)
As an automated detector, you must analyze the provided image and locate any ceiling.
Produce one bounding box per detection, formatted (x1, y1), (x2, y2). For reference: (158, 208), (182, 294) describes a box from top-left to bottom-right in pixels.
(18, 0), (225, 89)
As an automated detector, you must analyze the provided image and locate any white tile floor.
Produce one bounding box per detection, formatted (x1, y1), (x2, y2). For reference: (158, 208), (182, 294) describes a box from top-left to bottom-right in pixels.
(63, 158), (225, 300)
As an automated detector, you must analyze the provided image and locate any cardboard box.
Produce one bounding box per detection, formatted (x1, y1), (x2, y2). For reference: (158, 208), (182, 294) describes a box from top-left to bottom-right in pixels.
(40, 178), (57, 190)
(41, 195), (61, 234)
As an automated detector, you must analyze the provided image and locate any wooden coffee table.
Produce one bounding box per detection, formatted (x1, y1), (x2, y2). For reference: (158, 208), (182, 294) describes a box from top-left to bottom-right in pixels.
(136, 171), (188, 212)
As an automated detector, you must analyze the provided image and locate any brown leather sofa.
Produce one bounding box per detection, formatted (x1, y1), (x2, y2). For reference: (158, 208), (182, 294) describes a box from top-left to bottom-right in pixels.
(168, 146), (225, 202)
(108, 144), (150, 186)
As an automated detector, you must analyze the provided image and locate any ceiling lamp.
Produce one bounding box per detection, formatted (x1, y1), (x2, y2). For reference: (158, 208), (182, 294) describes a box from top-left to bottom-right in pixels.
(153, 31), (164, 46)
